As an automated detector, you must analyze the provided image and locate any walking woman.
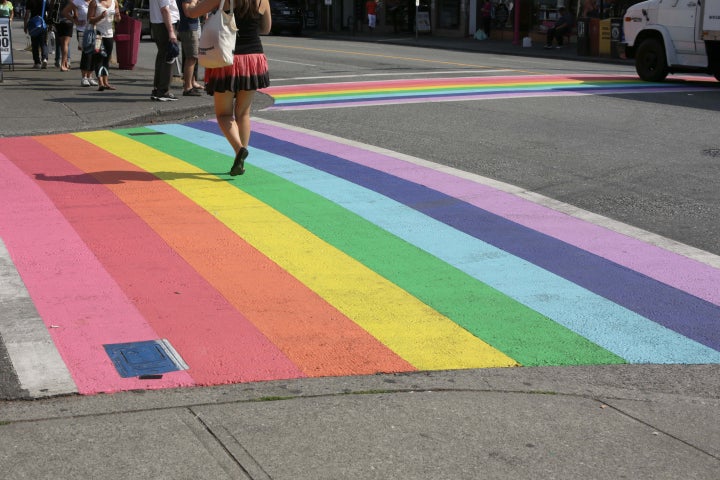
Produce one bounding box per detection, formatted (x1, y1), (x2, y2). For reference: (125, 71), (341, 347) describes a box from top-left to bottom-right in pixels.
(184, 0), (271, 176)
(87, 0), (120, 90)
(63, 0), (97, 85)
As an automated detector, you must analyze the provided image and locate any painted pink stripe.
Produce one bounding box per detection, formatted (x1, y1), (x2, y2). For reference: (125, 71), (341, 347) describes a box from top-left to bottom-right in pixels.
(253, 122), (720, 306)
(0, 140), (194, 394)
(264, 91), (589, 110)
(260, 74), (640, 95)
(31, 135), (305, 386)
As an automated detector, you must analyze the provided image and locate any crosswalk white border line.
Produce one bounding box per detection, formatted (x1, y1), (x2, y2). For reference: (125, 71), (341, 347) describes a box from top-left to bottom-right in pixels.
(0, 238), (77, 398)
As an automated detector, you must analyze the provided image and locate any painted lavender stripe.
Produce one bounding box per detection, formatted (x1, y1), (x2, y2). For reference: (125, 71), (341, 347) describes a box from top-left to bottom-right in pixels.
(243, 123), (720, 351)
(253, 120), (720, 306)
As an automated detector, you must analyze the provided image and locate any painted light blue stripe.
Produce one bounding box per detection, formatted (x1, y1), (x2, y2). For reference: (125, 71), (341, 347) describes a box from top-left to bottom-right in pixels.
(271, 83), (657, 105)
(151, 123), (720, 364)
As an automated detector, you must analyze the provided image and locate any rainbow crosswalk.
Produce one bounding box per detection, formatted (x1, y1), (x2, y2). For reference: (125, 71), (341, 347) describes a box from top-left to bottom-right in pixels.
(1, 119), (719, 396)
(260, 74), (719, 110)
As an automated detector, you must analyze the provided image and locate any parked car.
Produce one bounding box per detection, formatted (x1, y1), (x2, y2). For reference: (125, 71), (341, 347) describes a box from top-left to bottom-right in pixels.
(270, 0), (304, 36)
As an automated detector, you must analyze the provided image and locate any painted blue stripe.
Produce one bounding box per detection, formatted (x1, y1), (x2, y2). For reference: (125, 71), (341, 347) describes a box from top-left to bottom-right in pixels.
(272, 85), (565, 105)
(182, 120), (720, 352)
(270, 83), (652, 106)
(154, 122), (720, 363)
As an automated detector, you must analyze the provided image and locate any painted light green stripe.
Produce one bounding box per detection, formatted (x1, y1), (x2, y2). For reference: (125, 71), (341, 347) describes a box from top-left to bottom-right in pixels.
(119, 127), (624, 366)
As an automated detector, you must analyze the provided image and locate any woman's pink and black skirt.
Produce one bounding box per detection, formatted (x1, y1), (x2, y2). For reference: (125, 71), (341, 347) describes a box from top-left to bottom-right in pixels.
(204, 53), (270, 95)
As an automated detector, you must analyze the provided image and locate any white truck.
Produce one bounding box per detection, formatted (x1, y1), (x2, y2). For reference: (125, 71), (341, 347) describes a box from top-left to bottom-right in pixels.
(623, 0), (720, 81)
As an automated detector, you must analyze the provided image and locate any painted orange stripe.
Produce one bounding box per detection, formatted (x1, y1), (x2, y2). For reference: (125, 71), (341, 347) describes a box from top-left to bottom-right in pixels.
(260, 75), (583, 95)
(33, 134), (302, 385)
(41, 133), (415, 377)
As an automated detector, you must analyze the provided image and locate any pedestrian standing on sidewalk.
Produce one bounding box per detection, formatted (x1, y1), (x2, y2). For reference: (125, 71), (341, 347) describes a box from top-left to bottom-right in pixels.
(184, 0), (271, 176)
(0, 0), (14, 20)
(54, 0), (74, 70)
(23, 0), (49, 68)
(88, 0), (120, 90)
(365, 0), (376, 30)
(177, 0), (203, 96)
(63, 0), (97, 85)
(149, 0), (180, 101)
(480, 0), (492, 38)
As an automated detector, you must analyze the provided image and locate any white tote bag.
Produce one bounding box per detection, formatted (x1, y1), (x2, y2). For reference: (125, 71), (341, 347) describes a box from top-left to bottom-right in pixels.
(198, 0), (238, 68)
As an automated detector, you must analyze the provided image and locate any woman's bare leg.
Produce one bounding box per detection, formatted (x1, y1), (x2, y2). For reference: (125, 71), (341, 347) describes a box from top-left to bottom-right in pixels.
(61, 37), (71, 70)
(214, 90), (243, 154)
(234, 90), (255, 148)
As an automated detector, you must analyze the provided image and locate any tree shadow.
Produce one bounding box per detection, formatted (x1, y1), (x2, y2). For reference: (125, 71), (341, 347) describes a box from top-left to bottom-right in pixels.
(35, 170), (231, 184)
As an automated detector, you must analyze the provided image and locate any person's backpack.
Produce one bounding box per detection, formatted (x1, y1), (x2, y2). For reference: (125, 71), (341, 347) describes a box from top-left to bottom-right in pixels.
(27, 0), (48, 37)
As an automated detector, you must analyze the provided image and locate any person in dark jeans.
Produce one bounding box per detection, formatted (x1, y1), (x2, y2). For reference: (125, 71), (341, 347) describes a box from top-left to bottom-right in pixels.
(150, 0), (180, 101)
(23, 0), (49, 68)
(544, 7), (573, 49)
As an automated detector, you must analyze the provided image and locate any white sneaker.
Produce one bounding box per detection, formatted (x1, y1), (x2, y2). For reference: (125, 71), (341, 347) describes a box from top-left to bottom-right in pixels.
(89, 78), (98, 86)
(81, 77), (91, 87)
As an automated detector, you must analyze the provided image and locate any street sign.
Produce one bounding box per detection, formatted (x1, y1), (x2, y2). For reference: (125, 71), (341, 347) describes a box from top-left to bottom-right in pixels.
(0, 18), (14, 69)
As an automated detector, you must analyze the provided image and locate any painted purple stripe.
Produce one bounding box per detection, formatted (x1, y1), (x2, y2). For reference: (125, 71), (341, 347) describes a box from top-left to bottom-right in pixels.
(252, 120), (720, 307)
(272, 82), (695, 107)
(264, 87), (713, 111)
(197, 121), (720, 351)
(264, 92), (579, 110)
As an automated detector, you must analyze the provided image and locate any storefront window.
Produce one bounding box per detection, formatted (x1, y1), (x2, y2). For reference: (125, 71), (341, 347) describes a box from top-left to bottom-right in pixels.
(437, 0), (460, 29)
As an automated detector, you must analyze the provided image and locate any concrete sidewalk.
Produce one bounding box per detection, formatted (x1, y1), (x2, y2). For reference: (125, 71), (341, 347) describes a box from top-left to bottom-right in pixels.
(1, 365), (719, 479)
(0, 21), (216, 137)
(2, 22), (718, 480)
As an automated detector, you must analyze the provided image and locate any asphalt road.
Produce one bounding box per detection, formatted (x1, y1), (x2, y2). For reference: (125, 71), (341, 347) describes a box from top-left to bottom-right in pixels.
(258, 36), (720, 257)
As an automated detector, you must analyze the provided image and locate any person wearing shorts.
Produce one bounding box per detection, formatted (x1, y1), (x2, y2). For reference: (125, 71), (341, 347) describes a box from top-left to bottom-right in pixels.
(64, 0), (97, 86)
(177, 0), (203, 96)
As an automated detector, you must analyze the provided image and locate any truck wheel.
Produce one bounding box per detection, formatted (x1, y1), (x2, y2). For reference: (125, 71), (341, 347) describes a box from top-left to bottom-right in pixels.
(635, 38), (668, 82)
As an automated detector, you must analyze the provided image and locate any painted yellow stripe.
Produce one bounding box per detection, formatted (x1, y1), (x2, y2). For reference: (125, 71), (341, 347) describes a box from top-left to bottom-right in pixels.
(77, 130), (517, 370)
(271, 80), (583, 99)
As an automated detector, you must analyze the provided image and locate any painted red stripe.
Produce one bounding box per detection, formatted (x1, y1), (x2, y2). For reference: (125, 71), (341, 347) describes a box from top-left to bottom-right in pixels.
(0, 138), (194, 393)
(31, 134), (305, 385)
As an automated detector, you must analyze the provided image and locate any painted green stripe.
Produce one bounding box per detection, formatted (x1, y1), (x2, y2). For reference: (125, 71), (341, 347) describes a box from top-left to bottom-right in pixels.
(118, 127), (625, 366)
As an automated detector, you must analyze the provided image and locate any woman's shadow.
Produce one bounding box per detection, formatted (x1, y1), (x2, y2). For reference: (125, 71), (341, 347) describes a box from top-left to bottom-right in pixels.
(35, 170), (232, 184)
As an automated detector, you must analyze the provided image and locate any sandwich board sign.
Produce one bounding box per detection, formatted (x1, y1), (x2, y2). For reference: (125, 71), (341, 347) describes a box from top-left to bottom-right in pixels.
(0, 17), (13, 69)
